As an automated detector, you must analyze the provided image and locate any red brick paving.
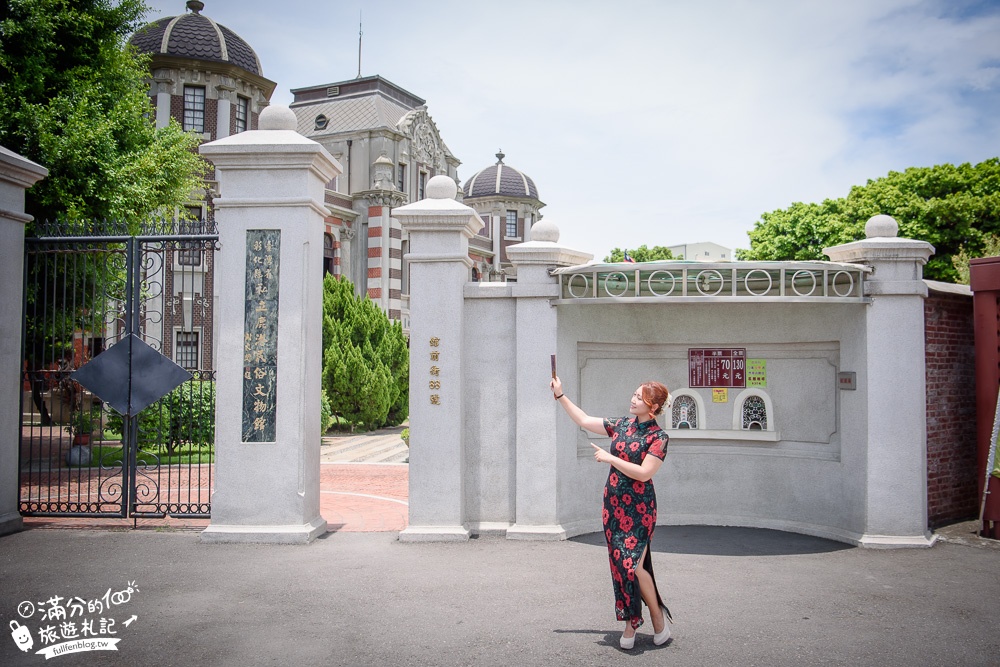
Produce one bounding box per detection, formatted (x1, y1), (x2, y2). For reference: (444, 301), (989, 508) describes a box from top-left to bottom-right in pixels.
(22, 463), (409, 534)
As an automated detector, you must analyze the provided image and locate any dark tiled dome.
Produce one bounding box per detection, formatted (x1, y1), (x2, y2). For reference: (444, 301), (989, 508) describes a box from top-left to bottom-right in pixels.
(463, 152), (539, 200)
(129, 2), (262, 76)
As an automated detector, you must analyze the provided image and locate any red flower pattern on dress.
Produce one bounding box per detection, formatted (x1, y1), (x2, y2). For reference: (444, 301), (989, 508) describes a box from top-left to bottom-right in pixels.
(600, 415), (669, 630)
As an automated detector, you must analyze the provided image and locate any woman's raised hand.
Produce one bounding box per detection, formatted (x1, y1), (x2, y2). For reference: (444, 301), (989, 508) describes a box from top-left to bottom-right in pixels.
(550, 376), (563, 398)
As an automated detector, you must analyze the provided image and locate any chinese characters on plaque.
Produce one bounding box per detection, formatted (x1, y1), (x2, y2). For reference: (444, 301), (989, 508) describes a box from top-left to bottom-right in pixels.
(688, 348), (746, 388)
(242, 230), (280, 442)
(429, 336), (441, 405)
(747, 359), (767, 387)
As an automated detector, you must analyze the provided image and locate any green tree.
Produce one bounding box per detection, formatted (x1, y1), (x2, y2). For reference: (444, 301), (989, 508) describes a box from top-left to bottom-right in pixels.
(321, 275), (409, 430)
(739, 159), (1000, 282)
(0, 0), (209, 225)
(603, 245), (678, 263)
(953, 233), (1000, 285)
(1, 0), (210, 422)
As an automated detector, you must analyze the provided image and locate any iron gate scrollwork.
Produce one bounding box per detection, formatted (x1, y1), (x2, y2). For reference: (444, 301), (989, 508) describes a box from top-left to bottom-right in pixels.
(18, 219), (219, 520)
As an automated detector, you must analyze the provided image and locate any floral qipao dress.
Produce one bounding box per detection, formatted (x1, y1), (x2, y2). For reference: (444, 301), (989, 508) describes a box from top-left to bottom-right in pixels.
(601, 416), (669, 629)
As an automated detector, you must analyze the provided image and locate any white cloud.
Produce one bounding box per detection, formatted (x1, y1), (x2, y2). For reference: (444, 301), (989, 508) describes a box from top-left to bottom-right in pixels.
(142, 0), (1000, 256)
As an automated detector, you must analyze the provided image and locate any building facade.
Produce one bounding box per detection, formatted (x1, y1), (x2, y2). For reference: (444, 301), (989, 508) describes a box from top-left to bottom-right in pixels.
(129, 0), (276, 370)
(462, 151), (545, 283)
(667, 241), (732, 261)
(289, 75), (461, 327)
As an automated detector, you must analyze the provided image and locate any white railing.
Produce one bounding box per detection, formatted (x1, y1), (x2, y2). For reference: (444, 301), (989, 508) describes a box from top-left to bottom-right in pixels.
(551, 261), (871, 303)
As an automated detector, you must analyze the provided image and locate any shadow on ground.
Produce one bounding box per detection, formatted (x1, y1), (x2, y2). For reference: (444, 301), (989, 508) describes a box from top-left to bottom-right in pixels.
(570, 525), (854, 556)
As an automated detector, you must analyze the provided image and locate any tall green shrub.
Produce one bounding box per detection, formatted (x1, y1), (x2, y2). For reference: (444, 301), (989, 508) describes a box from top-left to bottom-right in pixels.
(321, 275), (408, 430)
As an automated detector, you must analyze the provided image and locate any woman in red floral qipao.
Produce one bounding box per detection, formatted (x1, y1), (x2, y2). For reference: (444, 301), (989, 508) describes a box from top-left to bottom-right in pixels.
(551, 376), (673, 650)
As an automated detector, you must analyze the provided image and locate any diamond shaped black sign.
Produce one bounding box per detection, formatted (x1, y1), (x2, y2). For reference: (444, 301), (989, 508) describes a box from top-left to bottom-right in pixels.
(72, 334), (193, 416)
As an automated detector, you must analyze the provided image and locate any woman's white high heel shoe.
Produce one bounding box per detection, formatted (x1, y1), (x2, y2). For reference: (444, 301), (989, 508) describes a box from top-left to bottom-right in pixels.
(652, 605), (672, 646)
(619, 629), (636, 650)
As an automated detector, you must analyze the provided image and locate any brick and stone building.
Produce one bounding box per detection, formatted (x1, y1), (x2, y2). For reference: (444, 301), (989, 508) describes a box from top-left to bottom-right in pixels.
(289, 75), (461, 328)
(129, 0), (276, 370)
(461, 152), (545, 283)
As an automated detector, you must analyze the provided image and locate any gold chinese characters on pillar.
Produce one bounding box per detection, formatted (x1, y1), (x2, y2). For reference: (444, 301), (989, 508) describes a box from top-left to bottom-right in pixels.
(429, 336), (441, 405)
(242, 230), (280, 442)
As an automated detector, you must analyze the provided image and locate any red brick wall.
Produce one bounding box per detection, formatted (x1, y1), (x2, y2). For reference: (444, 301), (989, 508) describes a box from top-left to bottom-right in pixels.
(925, 291), (978, 526)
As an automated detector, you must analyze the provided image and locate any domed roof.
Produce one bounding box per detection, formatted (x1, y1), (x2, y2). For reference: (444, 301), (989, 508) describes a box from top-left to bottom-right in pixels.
(129, 1), (263, 77)
(463, 151), (539, 201)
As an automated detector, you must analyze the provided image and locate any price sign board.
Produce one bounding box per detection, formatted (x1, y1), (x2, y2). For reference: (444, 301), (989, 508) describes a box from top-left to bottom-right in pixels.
(689, 348), (746, 388)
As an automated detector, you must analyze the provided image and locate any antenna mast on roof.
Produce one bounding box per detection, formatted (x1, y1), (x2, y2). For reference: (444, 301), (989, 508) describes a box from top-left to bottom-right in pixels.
(357, 11), (363, 79)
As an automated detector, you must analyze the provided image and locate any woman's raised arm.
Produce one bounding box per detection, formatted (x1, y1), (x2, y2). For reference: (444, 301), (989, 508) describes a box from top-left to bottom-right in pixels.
(551, 376), (606, 435)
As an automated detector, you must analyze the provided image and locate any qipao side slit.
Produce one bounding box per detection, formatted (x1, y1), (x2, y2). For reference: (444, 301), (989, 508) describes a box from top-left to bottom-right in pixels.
(601, 416), (669, 629)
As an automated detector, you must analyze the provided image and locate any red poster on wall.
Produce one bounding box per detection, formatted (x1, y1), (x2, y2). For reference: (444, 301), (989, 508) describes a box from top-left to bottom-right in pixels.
(689, 348), (746, 388)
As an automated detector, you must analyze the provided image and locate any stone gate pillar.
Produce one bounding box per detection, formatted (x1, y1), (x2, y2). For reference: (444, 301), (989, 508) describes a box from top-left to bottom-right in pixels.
(198, 106), (340, 544)
(0, 147), (47, 537)
(506, 221), (592, 539)
(395, 176), (482, 541)
(825, 214), (935, 547)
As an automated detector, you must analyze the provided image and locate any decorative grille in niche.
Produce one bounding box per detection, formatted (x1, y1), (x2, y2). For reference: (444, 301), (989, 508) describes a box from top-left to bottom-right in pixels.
(742, 395), (767, 430)
(672, 395), (698, 429)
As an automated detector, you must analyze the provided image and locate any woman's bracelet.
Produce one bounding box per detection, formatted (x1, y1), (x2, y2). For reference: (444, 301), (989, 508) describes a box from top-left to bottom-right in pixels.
(554, 394), (564, 400)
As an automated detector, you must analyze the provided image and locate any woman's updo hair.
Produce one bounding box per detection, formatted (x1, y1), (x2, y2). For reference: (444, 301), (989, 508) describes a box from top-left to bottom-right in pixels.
(640, 381), (670, 416)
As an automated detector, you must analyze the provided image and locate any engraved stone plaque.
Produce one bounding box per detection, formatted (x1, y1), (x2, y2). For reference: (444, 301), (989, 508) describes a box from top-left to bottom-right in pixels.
(242, 230), (280, 441)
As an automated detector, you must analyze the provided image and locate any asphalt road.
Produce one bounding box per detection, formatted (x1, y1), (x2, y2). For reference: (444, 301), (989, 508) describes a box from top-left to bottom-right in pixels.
(1, 525), (998, 666)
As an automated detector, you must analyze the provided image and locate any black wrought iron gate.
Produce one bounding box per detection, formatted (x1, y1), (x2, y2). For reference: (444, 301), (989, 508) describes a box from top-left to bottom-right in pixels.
(18, 219), (219, 520)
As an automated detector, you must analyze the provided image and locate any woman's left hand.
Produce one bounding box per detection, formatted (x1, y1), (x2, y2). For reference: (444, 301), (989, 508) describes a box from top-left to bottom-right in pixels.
(591, 443), (610, 464)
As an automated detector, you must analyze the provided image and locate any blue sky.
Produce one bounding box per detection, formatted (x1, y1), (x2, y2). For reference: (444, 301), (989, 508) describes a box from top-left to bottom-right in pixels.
(142, 0), (1000, 260)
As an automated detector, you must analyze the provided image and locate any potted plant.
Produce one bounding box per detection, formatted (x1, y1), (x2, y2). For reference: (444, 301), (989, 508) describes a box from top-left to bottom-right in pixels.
(68, 408), (96, 445)
(65, 407), (99, 467)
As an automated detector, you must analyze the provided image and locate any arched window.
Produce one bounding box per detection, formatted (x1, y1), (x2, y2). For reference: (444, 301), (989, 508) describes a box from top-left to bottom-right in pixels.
(742, 395), (767, 430)
(671, 394), (698, 429)
(667, 390), (704, 430)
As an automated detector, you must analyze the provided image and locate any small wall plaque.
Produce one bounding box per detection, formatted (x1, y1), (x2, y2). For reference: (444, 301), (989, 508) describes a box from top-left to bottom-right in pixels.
(838, 372), (856, 390)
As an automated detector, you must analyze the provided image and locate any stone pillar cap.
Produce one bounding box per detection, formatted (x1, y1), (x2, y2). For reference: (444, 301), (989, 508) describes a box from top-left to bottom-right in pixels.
(258, 105), (298, 131)
(531, 219), (559, 243)
(394, 175), (481, 235)
(507, 220), (593, 268)
(866, 214), (898, 238)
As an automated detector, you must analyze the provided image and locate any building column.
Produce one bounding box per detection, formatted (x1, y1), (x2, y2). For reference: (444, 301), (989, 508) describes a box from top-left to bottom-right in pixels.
(198, 106), (341, 544)
(395, 176), (482, 541)
(366, 204), (386, 307)
(506, 221), (592, 539)
(491, 209), (502, 274)
(0, 147), (48, 537)
(825, 214), (936, 547)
